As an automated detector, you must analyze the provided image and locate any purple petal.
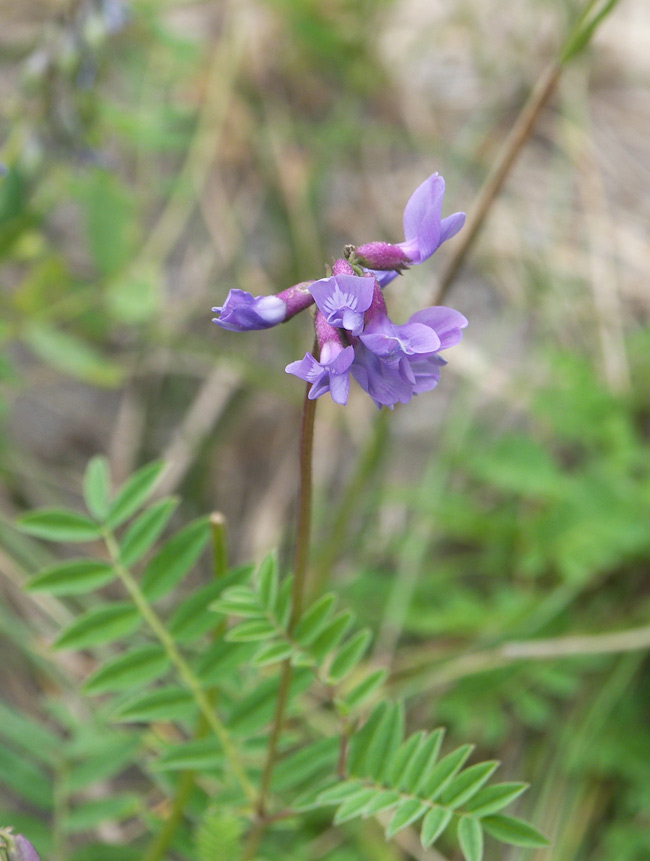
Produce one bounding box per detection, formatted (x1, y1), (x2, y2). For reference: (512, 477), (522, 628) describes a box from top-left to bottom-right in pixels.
(402, 173), (445, 262)
(351, 342), (415, 408)
(407, 306), (468, 350)
(329, 373), (351, 404)
(392, 321), (441, 354)
(212, 289), (286, 332)
(366, 269), (400, 288)
(408, 354), (444, 393)
(439, 211), (466, 244)
(309, 275), (374, 335)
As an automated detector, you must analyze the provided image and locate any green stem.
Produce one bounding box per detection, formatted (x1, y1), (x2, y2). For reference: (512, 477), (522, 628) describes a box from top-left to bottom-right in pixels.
(242, 384), (317, 858)
(103, 531), (256, 804)
(211, 511), (229, 578)
(142, 513), (233, 861)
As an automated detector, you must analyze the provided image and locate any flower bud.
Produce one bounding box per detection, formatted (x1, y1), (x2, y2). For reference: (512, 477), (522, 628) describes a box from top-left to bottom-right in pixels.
(353, 241), (412, 272)
(0, 830), (41, 861)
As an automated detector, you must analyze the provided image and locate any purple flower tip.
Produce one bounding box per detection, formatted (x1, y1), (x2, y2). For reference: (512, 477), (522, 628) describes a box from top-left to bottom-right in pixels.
(212, 289), (287, 332)
(0, 831), (41, 861)
(13, 836), (41, 861)
(362, 173), (465, 287)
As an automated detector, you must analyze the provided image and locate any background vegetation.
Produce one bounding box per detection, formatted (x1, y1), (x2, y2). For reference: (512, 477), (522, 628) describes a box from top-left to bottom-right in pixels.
(1, 0), (649, 858)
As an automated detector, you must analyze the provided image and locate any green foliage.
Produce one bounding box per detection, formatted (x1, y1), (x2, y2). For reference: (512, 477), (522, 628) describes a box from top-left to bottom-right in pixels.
(315, 702), (548, 858)
(211, 557), (374, 697)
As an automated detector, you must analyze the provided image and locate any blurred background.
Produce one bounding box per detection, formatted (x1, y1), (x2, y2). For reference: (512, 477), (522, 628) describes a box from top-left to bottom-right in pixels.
(1, 0), (650, 858)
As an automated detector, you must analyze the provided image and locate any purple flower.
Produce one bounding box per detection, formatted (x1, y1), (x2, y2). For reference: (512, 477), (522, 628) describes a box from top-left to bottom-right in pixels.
(356, 173), (465, 286)
(350, 342), (415, 409)
(351, 302), (467, 408)
(309, 274), (374, 337)
(212, 282), (315, 332)
(285, 312), (355, 405)
(359, 282), (441, 362)
(212, 289), (286, 331)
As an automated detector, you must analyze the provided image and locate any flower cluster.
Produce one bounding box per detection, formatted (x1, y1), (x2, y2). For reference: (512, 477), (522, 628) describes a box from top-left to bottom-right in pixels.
(212, 173), (467, 408)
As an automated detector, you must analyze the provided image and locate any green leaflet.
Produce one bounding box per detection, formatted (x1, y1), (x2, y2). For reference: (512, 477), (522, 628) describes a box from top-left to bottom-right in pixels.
(0, 740), (53, 810)
(84, 645), (169, 694)
(424, 744), (475, 800)
(105, 461), (166, 529)
(464, 782), (528, 817)
(385, 798), (428, 838)
(293, 593), (337, 644)
(154, 737), (224, 772)
(328, 628), (372, 683)
(18, 509), (101, 543)
(420, 807), (452, 847)
(458, 816), (483, 861)
(64, 795), (141, 833)
(55, 603), (140, 650)
(481, 814), (550, 848)
(118, 496), (178, 566)
(441, 761), (500, 809)
(83, 455), (111, 520)
(141, 517), (212, 600)
(342, 668), (387, 710)
(272, 737), (339, 793)
(256, 552), (278, 610)
(27, 559), (115, 595)
(194, 811), (243, 861)
(112, 686), (196, 723)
